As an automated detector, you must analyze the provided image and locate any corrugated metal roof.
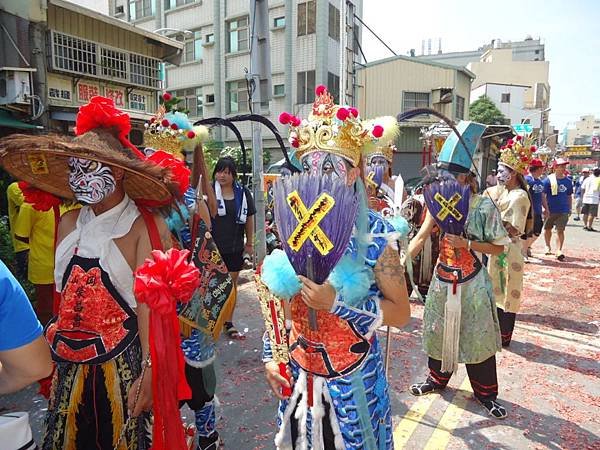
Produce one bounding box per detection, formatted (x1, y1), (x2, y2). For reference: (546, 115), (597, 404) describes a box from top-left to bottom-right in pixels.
(360, 54), (476, 79)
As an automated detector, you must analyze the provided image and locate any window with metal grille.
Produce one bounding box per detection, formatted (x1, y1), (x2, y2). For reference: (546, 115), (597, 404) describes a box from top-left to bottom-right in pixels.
(51, 31), (161, 89)
(227, 17), (249, 53)
(101, 48), (128, 80)
(327, 72), (340, 103)
(456, 95), (465, 120)
(298, 1), (316, 36)
(129, 54), (161, 89)
(227, 81), (248, 113)
(297, 70), (315, 104)
(128, 0), (154, 20)
(328, 4), (340, 41)
(403, 92), (430, 111)
(52, 32), (97, 76)
(184, 30), (203, 62)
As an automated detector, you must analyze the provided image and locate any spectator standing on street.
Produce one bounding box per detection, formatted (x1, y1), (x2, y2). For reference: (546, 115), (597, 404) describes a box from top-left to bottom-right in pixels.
(524, 159), (546, 258)
(542, 158), (573, 261)
(581, 167), (600, 231)
(486, 168), (498, 188)
(573, 168), (589, 220)
(211, 156), (256, 340)
(6, 181), (29, 280)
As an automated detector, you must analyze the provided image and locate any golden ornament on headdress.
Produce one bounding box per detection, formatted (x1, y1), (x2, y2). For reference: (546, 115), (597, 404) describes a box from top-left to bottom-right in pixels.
(363, 116), (399, 164)
(279, 86), (385, 167)
(499, 136), (536, 174)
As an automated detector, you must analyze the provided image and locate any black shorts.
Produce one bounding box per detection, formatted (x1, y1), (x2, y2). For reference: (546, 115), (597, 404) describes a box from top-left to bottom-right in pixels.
(221, 251), (244, 272)
(582, 203), (599, 216)
(532, 214), (543, 236)
(181, 363), (216, 410)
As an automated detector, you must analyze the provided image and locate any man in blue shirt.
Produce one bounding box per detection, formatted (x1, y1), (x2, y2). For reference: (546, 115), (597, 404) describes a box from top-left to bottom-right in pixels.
(542, 158), (574, 261)
(0, 260), (52, 394)
(524, 159), (546, 259)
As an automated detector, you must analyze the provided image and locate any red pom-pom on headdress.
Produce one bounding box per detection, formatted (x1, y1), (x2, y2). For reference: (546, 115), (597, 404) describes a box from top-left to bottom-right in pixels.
(315, 85), (327, 96)
(336, 108), (350, 121)
(372, 125), (384, 138)
(279, 112), (291, 125)
(349, 107), (359, 118)
(290, 116), (301, 127)
(75, 96), (143, 158)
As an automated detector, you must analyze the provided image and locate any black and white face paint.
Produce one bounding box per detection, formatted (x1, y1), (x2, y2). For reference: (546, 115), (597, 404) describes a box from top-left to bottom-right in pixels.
(496, 163), (513, 185)
(68, 157), (116, 204)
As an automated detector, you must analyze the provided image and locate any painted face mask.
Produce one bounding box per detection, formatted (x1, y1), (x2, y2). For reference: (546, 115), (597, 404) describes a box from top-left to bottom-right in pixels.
(496, 163), (513, 185)
(367, 156), (388, 187)
(68, 157), (116, 204)
(301, 151), (349, 181)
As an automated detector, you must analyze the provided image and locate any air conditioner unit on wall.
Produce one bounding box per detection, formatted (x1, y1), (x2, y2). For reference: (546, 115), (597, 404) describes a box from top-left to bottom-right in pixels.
(0, 68), (36, 106)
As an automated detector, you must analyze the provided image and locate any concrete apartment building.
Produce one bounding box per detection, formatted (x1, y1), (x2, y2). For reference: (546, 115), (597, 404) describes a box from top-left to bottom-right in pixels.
(108, 0), (364, 156)
(0, 0), (182, 140)
(565, 115), (600, 146)
(419, 37), (545, 67)
(356, 55), (474, 178)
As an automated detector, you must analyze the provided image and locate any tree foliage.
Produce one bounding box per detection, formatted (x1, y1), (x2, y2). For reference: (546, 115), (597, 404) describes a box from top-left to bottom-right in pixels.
(469, 95), (508, 125)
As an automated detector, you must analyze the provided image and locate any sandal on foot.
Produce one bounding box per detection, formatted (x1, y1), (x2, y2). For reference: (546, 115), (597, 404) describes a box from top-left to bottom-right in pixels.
(409, 381), (440, 396)
(478, 399), (508, 419)
(556, 251), (565, 261)
(224, 322), (246, 340)
(198, 432), (221, 450)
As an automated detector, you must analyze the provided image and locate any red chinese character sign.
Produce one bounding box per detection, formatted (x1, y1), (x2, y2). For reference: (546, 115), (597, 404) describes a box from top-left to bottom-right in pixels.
(77, 83), (100, 103)
(105, 87), (125, 108)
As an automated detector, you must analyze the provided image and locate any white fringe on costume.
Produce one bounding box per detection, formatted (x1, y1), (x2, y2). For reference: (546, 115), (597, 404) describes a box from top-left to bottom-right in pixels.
(441, 277), (462, 373)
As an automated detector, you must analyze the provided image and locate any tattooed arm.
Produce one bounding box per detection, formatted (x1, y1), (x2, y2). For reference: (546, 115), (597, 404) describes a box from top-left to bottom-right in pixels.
(374, 244), (411, 327)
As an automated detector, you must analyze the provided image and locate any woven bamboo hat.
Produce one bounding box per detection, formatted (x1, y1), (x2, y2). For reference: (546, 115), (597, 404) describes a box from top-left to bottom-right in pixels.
(0, 97), (179, 204)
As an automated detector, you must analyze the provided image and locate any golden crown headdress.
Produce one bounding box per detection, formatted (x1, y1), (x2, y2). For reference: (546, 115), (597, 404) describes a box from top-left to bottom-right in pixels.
(499, 135), (537, 174)
(278, 86), (387, 167)
(362, 116), (399, 164)
(144, 92), (208, 160)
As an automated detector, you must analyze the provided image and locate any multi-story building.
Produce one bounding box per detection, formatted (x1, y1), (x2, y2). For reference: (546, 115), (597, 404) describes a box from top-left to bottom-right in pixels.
(108, 0), (364, 157)
(565, 115), (600, 146)
(356, 55), (474, 178)
(471, 82), (544, 129)
(0, 0), (182, 142)
(418, 36), (545, 67)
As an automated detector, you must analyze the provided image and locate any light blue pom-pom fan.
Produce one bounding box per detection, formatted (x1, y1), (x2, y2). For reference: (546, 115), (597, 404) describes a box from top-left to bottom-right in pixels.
(328, 255), (373, 307)
(261, 249), (301, 299)
(387, 216), (410, 238)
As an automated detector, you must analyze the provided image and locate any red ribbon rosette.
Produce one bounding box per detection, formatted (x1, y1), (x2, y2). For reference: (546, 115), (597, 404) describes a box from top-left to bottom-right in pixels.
(75, 96), (144, 159)
(147, 150), (191, 198)
(133, 248), (199, 450)
(18, 181), (61, 212)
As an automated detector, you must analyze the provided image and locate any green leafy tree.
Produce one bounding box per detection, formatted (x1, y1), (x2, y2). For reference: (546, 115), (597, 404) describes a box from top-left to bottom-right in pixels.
(469, 95), (508, 125)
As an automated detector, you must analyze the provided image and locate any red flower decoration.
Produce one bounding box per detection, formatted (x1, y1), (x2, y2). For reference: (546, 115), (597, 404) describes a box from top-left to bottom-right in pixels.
(372, 125), (384, 138)
(336, 108), (350, 121)
(290, 116), (301, 127)
(516, 135), (523, 141)
(170, 123), (179, 130)
(186, 130), (196, 139)
(315, 85), (327, 96)
(163, 92), (172, 101)
(134, 248), (200, 314)
(150, 117), (156, 124)
(530, 145), (537, 152)
(520, 155), (529, 162)
(161, 119), (170, 127)
(147, 150), (191, 197)
(507, 139), (515, 146)
(349, 107), (359, 118)
(279, 112), (291, 125)
(18, 181), (61, 212)
(291, 138), (299, 148)
(75, 96), (143, 159)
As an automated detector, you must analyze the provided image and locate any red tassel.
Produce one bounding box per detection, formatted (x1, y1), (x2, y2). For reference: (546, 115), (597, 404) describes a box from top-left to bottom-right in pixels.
(307, 373), (314, 407)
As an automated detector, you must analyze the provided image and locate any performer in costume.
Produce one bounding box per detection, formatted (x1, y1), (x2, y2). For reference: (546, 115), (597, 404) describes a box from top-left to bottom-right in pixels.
(485, 137), (534, 347)
(0, 96), (196, 450)
(258, 86), (411, 449)
(143, 93), (233, 450)
(407, 121), (511, 419)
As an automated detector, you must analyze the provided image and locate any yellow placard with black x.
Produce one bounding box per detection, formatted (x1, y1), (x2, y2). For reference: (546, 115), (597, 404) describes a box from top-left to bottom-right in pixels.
(434, 192), (463, 221)
(286, 191), (335, 255)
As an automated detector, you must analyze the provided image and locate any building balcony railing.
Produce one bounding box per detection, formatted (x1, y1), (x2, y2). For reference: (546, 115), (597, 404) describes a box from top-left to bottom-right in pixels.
(48, 30), (162, 90)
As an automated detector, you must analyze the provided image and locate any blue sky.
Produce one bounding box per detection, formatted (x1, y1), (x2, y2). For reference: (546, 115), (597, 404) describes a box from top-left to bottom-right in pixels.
(362, 0), (599, 131)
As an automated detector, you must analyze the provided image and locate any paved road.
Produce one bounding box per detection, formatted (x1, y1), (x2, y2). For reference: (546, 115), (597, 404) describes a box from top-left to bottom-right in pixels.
(1, 215), (599, 449)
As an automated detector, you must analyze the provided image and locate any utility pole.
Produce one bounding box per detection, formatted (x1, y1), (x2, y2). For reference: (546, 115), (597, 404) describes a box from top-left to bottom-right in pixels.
(248, 0), (271, 265)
